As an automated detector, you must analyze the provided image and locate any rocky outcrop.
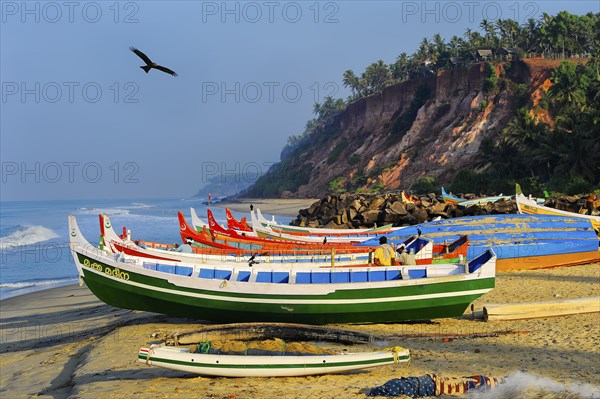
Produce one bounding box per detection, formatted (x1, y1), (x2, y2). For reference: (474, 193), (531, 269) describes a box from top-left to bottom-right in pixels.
(291, 193), (599, 229)
(245, 59), (572, 199)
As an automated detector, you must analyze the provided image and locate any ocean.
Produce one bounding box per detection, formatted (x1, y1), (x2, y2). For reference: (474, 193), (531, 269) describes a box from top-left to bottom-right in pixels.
(0, 198), (291, 300)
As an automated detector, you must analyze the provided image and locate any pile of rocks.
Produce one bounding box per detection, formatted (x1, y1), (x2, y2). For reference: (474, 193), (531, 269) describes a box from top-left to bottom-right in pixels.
(291, 193), (516, 229)
(291, 192), (600, 229)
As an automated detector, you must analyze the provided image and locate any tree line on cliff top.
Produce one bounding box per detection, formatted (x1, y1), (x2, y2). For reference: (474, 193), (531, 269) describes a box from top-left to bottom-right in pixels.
(246, 11), (599, 198)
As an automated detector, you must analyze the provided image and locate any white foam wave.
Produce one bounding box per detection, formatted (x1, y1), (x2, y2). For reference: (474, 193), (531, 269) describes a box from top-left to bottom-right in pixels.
(0, 225), (60, 250)
(467, 372), (600, 399)
(130, 202), (152, 208)
(0, 278), (79, 300)
(0, 278), (75, 290)
(75, 207), (131, 216)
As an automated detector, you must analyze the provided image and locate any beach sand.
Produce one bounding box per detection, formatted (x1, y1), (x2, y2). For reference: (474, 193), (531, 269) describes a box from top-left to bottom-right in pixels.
(215, 198), (319, 217)
(1, 264), (599, 399)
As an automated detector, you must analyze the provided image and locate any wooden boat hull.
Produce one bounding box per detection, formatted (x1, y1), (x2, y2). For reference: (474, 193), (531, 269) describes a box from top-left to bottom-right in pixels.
(138, 346), (409, 377)
(70, 216), (496, 324)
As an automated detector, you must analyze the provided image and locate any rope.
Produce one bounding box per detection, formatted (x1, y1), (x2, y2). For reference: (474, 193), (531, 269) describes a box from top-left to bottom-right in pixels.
(145, 346), (157, 365)
(198, 341), (211, 354)
(389, 346), (408, 364)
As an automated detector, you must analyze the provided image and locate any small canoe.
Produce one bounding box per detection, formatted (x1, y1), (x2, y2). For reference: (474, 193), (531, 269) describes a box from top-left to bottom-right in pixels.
(138, 345), (409, 377)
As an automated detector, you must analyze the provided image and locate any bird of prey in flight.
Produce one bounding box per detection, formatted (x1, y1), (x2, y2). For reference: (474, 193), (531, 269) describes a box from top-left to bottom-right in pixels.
(130, 47), (177, 77)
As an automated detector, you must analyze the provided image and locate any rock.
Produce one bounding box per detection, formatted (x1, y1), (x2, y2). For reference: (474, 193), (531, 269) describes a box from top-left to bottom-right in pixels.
(347, 208), (357, 221)
(368, 197), (386, 211)
(341, 211), (348, 224)
(361, 210), (381, 226)
(431, 202), (445, 213)
(350, 199), (362, 211)
(405, 203), (416, 212)
(413, 208), (429, 224)
(307, 202), (319, 216)
(564, 195), (579, 204)
(420, 199), (431, 207)
(388, 201), (408, 216)
(462, 204), (481, 216)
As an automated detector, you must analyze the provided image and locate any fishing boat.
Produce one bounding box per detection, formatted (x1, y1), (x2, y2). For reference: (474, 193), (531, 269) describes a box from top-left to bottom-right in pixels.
(252, 208), (393, 236)
(101, 213), (460, 267)
(401, 191), (418, 204)
(441, 187), (464, 204)
(138, 344), (410, 377)
(515, 187), (599, 231)
(190, 207), (209, 232)
(69, 215), (497, 323)
(225, 208), (253, 232)
(250, 210), (380, 244)
(441, 187), (511, 206)
(101, 214), (374, 266)
(189, 210), (371, 253)
(359, 214), (600, 271)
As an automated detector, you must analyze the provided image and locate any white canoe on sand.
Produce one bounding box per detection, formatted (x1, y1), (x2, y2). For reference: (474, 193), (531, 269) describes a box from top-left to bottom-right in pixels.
(138, 345), (409, 377)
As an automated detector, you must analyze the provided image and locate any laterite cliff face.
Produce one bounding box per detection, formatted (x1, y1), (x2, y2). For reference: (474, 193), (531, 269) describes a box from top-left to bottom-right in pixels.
(256, 60), (562, 198)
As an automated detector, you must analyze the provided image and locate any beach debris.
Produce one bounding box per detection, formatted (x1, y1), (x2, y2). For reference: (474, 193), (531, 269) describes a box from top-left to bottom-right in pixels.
(364, 374), (501, 397)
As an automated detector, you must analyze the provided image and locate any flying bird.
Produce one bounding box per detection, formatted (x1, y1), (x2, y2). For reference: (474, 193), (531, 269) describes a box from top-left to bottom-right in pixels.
(130, 47), (177, 77)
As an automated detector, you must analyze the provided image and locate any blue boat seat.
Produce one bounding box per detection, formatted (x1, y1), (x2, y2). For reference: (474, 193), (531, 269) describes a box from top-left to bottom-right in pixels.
(408, 269), (427, 279)
(157, 264), (176, 274)
(175, 266), (193, 276)
(468, 250), (493, 273)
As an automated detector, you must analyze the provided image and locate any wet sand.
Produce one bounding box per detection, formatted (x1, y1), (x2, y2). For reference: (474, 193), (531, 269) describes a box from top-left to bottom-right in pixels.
(1, 264), (599, 399)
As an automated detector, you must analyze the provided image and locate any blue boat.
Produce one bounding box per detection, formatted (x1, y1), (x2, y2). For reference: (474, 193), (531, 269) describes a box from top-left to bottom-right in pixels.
(360, 215), (599, 271)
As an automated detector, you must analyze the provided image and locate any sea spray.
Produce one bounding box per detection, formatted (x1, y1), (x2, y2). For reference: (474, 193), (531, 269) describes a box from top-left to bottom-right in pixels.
(0, 225), (59, 250)
(466, 372), (600, 399)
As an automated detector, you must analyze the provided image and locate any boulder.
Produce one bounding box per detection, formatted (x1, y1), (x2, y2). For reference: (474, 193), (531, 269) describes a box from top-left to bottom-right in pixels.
(368, 197), (386, 211)
(361, 210), (381, 226)
(388, 201), (408, 216)
(350, 199), (362, 211)
(413, 208), (429, 224)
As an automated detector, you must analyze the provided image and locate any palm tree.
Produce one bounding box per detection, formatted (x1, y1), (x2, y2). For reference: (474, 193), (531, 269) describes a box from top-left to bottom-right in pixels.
(342, 70), (360, 98)
(480, 19), (496, 47)
(547, 62), (589, 110)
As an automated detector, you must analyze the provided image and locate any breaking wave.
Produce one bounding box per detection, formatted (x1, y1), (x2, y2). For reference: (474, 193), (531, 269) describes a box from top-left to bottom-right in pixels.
(0, 278), (79, 300)
(0, 225), (60, 250)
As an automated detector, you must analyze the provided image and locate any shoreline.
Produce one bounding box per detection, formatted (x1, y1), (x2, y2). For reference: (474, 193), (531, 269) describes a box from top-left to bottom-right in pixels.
(1, 263), (598, 398)
(214, 198), (318, 217)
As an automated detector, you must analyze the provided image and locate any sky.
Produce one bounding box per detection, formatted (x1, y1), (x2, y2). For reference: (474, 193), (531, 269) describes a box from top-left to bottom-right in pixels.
(1, 0), (598, 201)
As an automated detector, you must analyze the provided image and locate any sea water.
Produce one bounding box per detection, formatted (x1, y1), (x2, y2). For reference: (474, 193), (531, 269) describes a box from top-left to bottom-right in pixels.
(0, 198), (289, 300)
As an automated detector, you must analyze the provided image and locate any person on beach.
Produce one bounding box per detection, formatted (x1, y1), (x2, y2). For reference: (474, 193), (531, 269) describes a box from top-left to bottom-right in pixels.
(396, 244), (409, 265)
(374, 237), (395, 266)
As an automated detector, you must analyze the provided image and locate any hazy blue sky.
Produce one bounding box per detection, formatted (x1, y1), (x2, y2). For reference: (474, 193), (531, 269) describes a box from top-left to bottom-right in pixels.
(1, 0), (598, 201)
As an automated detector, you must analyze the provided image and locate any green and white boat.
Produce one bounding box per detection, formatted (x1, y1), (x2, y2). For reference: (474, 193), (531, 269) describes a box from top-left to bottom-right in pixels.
(69, 215), (496, 324)
(138, 345), (410, 377)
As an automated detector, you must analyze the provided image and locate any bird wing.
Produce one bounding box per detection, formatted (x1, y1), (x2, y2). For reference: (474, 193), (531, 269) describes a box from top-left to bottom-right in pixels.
(154, 64), (178, 77)
(129, 47), (153, 65)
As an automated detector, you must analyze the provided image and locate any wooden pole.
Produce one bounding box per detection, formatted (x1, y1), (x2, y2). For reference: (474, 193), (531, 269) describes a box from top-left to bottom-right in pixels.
(482, 297), (600, 321)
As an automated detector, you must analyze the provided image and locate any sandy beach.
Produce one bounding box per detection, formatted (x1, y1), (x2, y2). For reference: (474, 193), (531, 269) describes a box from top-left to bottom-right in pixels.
(1, 263), (599, 399)
(215, 198), (319, 217)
